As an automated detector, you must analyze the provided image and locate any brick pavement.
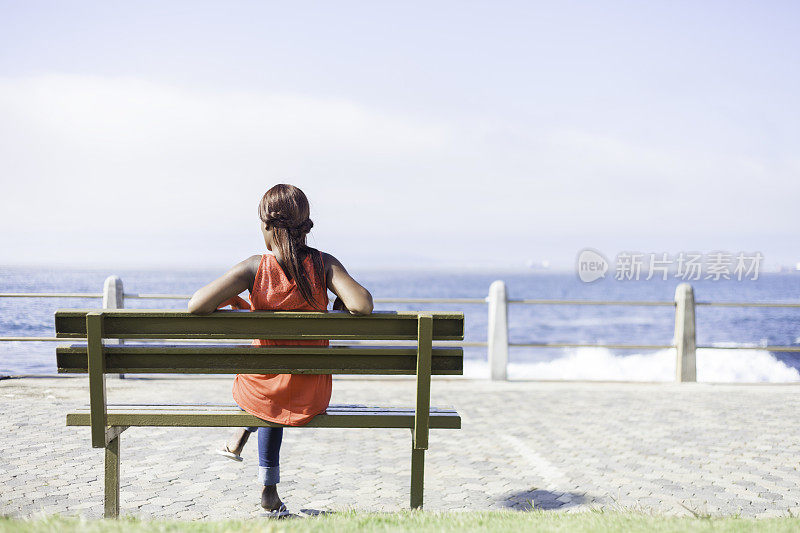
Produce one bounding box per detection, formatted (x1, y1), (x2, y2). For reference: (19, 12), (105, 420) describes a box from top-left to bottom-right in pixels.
(1, 376), (799, 519)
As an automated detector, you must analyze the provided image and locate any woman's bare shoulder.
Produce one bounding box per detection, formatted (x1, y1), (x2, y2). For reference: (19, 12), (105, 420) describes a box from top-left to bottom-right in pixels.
(237, 254), (263, 287)
(320, 251), (346, 273)
(245, 254), (263, 269)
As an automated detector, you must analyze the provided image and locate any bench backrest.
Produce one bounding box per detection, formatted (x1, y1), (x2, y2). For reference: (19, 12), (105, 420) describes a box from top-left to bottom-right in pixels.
(55, 309), (464, 449)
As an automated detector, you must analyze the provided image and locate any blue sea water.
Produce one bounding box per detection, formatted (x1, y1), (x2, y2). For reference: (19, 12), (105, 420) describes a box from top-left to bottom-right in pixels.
(1, 265), (799, 381)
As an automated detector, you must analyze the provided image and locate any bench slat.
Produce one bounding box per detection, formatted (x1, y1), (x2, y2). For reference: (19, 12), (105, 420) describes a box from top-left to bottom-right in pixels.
(57, 344), (463, 355)
(56, 344), (463, 375)
(66, 404), (461, 429)
(55, 310), (464, 341)
(68, 403), (458, 413)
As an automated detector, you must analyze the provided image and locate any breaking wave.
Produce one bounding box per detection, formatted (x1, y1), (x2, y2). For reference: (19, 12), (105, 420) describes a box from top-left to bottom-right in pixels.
(463, 347), (800, 382)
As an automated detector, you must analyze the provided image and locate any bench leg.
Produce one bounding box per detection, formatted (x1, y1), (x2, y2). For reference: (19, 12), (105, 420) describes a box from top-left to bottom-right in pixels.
(104, 434), (121, 518)
(410, 447), (425, 509)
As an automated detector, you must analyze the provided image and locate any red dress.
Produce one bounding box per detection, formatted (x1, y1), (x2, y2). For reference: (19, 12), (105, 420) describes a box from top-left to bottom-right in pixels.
(226, 251), (331, 426)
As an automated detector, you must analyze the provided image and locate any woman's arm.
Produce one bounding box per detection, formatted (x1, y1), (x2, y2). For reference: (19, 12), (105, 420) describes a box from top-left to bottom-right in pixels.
(188, 255), (261, 315)
(322, 253), (374, 315)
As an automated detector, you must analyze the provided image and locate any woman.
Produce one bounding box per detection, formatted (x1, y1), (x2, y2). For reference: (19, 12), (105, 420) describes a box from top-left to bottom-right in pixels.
(188, 183), (373, 514)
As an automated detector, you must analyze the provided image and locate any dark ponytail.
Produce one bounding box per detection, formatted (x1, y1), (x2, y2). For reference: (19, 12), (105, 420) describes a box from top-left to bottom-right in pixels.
(258, 184), (325, 310)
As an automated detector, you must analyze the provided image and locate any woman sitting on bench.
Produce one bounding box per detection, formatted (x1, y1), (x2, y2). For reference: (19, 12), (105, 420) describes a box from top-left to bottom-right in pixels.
(188, 183), (373, 516)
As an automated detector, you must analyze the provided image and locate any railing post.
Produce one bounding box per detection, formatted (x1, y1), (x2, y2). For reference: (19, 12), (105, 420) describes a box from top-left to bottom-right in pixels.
(102, 276), (124, 309)
(487, 280), (509, 381)
(674, 283), (696, 383)
(103, 276), (125, 379)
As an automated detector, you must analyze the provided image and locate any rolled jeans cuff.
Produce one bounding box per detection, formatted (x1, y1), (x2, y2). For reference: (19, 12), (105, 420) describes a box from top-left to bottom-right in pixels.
(259, 466), (280, 485)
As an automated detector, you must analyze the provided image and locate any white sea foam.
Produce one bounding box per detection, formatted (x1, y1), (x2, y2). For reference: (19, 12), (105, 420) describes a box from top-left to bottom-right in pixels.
(463, 348), (800, 383)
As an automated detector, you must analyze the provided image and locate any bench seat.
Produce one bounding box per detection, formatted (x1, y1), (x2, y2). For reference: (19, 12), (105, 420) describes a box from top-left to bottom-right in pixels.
(66, 403), (462, 429)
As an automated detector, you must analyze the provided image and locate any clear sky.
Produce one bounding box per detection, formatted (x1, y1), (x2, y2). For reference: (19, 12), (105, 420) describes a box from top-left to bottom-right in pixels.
(1, 1), (798, 271)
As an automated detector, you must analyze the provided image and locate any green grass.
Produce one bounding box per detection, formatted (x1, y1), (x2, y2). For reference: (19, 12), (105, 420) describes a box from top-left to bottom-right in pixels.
(2, 510), (800, 533)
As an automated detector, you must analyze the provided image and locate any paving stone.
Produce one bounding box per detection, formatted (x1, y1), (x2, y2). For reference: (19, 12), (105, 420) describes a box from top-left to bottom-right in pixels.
(2, 377), (800, 518)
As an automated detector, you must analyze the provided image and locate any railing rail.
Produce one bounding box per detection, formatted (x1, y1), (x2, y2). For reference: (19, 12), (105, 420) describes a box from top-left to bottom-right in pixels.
(508, 298), (674, 306)
(0, 293), (104, 298)
(2, 277), (799, 381)
(5, 292), (800, 307)
(0, 292), (490, 304)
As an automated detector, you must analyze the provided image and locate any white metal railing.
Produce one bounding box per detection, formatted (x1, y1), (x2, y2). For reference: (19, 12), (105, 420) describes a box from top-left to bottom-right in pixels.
(2, 276), (799, 381)
(0, 292), (103, 298)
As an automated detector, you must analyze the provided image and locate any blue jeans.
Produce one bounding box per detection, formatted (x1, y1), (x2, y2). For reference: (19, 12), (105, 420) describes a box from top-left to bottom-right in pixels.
(237, 407), (283, 485)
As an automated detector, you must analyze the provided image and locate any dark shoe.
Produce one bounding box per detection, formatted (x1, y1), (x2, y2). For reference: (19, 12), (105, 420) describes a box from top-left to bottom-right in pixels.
(262, 503), (291, 518)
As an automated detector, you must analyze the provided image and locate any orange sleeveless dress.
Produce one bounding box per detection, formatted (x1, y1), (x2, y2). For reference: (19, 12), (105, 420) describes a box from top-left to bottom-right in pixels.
(228, 251), (332, 426)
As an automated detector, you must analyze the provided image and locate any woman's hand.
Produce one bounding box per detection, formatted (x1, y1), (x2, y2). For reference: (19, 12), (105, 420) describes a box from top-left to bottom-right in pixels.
(217, 295), (251, 311)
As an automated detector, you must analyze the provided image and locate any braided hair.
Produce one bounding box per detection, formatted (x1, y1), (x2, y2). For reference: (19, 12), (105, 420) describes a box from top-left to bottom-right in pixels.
(258, 184), (325, 310)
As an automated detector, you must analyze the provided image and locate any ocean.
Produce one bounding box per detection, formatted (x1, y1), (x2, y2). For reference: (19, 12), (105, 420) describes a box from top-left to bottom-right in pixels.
(1, 265), (799, 381)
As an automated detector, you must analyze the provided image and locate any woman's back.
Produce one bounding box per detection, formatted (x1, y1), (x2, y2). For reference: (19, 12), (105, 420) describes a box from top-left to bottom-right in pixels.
(250, 250), (329, 344)
(232, 249), (332, 425)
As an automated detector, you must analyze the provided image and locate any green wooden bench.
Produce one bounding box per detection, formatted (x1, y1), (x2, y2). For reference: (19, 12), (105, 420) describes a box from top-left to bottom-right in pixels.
(55, 309), (464, 518)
